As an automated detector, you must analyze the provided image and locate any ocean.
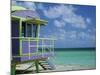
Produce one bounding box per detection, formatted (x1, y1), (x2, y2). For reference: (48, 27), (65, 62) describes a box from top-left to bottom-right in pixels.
(53, 48), (96, 69)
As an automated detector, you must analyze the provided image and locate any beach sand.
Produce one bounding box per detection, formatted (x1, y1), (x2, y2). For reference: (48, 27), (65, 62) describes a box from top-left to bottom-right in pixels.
(16, 63), (95, 74)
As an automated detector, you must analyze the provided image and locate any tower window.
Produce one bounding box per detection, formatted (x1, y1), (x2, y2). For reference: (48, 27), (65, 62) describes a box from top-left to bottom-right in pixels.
(21, 22), (38, 37)
(27, 24), (32, 37)
(22, 22), (26, 37)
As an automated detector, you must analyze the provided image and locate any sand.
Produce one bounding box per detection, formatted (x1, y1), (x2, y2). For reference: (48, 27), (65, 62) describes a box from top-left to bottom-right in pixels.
(16, 63), (95, 74)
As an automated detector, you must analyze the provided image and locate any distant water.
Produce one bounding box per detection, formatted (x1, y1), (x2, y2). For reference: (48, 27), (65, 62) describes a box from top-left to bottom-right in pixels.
(53, 48), (96, 68)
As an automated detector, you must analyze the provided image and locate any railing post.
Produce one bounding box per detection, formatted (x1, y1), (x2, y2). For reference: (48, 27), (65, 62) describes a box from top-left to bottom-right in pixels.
(35, 60), (39, 73)
(36, 24), (40, 55)
(28, 38), (31, 59)
(50, 40), (52, 53)
(11, 64), (16, 75)
(42, 39), (44, 57)
(35, 24), (40, 73)
(25, 22), (27, 37)
(20, 39), (22, 56)
(52, 40), (55, 56)
(19, 18), (22, 55)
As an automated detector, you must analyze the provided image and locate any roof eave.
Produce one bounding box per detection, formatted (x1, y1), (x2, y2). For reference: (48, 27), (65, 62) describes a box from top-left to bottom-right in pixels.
(11, 15), (48, 25)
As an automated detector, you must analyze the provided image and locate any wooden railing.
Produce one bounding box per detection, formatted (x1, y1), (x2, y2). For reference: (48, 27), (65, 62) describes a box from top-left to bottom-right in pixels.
(12, 37), (56, 59)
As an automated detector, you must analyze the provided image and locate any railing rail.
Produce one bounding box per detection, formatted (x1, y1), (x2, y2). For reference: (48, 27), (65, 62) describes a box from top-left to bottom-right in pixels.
(12, 37), (56, 59)
(12, 37), (56, 40)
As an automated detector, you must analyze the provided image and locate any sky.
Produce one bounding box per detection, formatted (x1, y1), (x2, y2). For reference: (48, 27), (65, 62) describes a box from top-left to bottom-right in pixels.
(12, 1), (96, 48)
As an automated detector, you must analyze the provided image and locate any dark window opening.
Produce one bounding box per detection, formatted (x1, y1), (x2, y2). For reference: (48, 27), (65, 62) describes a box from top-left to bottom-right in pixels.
(22, 22), (26, 37)
(27, 24), (32, 37)
(21, 22), (38, 37)
(32, 24), (37, 37)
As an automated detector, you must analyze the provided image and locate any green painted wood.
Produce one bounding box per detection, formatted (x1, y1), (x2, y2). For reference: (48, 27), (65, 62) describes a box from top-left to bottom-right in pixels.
(12, 16), (47, 25)
(12, 5), (27, 12)
(36, 24), (40, 38)
(19, 18), (22, 55)
(11, 64), (16, 75)
(12, 58), (47, 65)
(35, 60), (39, 73)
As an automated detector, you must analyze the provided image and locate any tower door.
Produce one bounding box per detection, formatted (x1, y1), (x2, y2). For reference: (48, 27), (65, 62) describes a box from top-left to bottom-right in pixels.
(22, 22), (37, 37)
(20, 22), (38, 60)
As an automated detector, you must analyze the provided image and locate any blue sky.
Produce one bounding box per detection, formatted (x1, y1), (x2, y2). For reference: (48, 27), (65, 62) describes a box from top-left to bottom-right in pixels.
(12, 1), (96, 48)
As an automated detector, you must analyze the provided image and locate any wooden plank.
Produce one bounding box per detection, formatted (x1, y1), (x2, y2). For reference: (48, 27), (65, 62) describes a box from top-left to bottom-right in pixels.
(35, 60), (39, 73)
(11, 64), (16, 75)
(12, 58), (48, 65)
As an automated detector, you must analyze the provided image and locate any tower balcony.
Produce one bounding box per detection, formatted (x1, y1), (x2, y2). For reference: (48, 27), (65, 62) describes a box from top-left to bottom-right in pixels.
(12, 37), (56, 62)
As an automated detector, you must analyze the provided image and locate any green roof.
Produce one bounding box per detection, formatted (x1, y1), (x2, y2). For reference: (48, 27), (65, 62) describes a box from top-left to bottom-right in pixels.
(12, 5), (27, 12)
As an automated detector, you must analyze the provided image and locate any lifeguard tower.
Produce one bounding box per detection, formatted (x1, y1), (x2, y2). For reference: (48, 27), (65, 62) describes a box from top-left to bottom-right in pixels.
(11, 5), (55, 75)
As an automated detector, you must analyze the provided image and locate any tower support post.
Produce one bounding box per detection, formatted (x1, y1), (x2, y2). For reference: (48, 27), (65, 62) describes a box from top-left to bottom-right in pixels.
(35, 60), (39, 73)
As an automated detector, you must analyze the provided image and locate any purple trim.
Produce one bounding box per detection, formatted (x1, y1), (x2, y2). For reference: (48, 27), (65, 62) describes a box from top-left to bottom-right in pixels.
(20, 53), (53, 62)
(30, 47), (37, 53)
(22, 41), (29, 54)
(30, 41), (36, 45)
(21, 56), (29, 61)
(30, 41), (37, 53)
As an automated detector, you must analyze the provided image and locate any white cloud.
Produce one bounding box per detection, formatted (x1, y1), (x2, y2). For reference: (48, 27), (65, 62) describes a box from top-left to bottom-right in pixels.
(54, 20), (65, 27)
(42, 4), (88, 29)
(87, 28), (96, 34)
(69, 31), (77, 39)
(48, 28), (78, 40)
(58, 30), (77, 40)
(54, 29), (66, 40)
(39, 3), (95, 43)
(78, 32), (87, 39)
(48, 28), (95, 42)
(87, 29), (92, 32)
(46, 28), (67, 40)
(78, 32), (96, 42)
(37, 3), (44, 10)
(12, 1), (36, 10)
(70, 34), (76, 39)
(86, 18), (91, 24)
(43, 5), (75, 19)
(63, 15), (86, 28)
(20, 2), (36, 10)
(44, 6), (61, 19)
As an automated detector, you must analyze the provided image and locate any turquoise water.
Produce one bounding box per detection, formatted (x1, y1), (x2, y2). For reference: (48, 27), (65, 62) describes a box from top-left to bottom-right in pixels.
(54, 48), (96, 68)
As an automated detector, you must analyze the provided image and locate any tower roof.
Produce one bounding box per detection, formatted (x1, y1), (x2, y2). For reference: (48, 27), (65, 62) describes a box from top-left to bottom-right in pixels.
(12, 5), (27, 11)
(11, 5), (47, 25)
(12, 10), (40, 19)
(12, 5), (40, 19)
